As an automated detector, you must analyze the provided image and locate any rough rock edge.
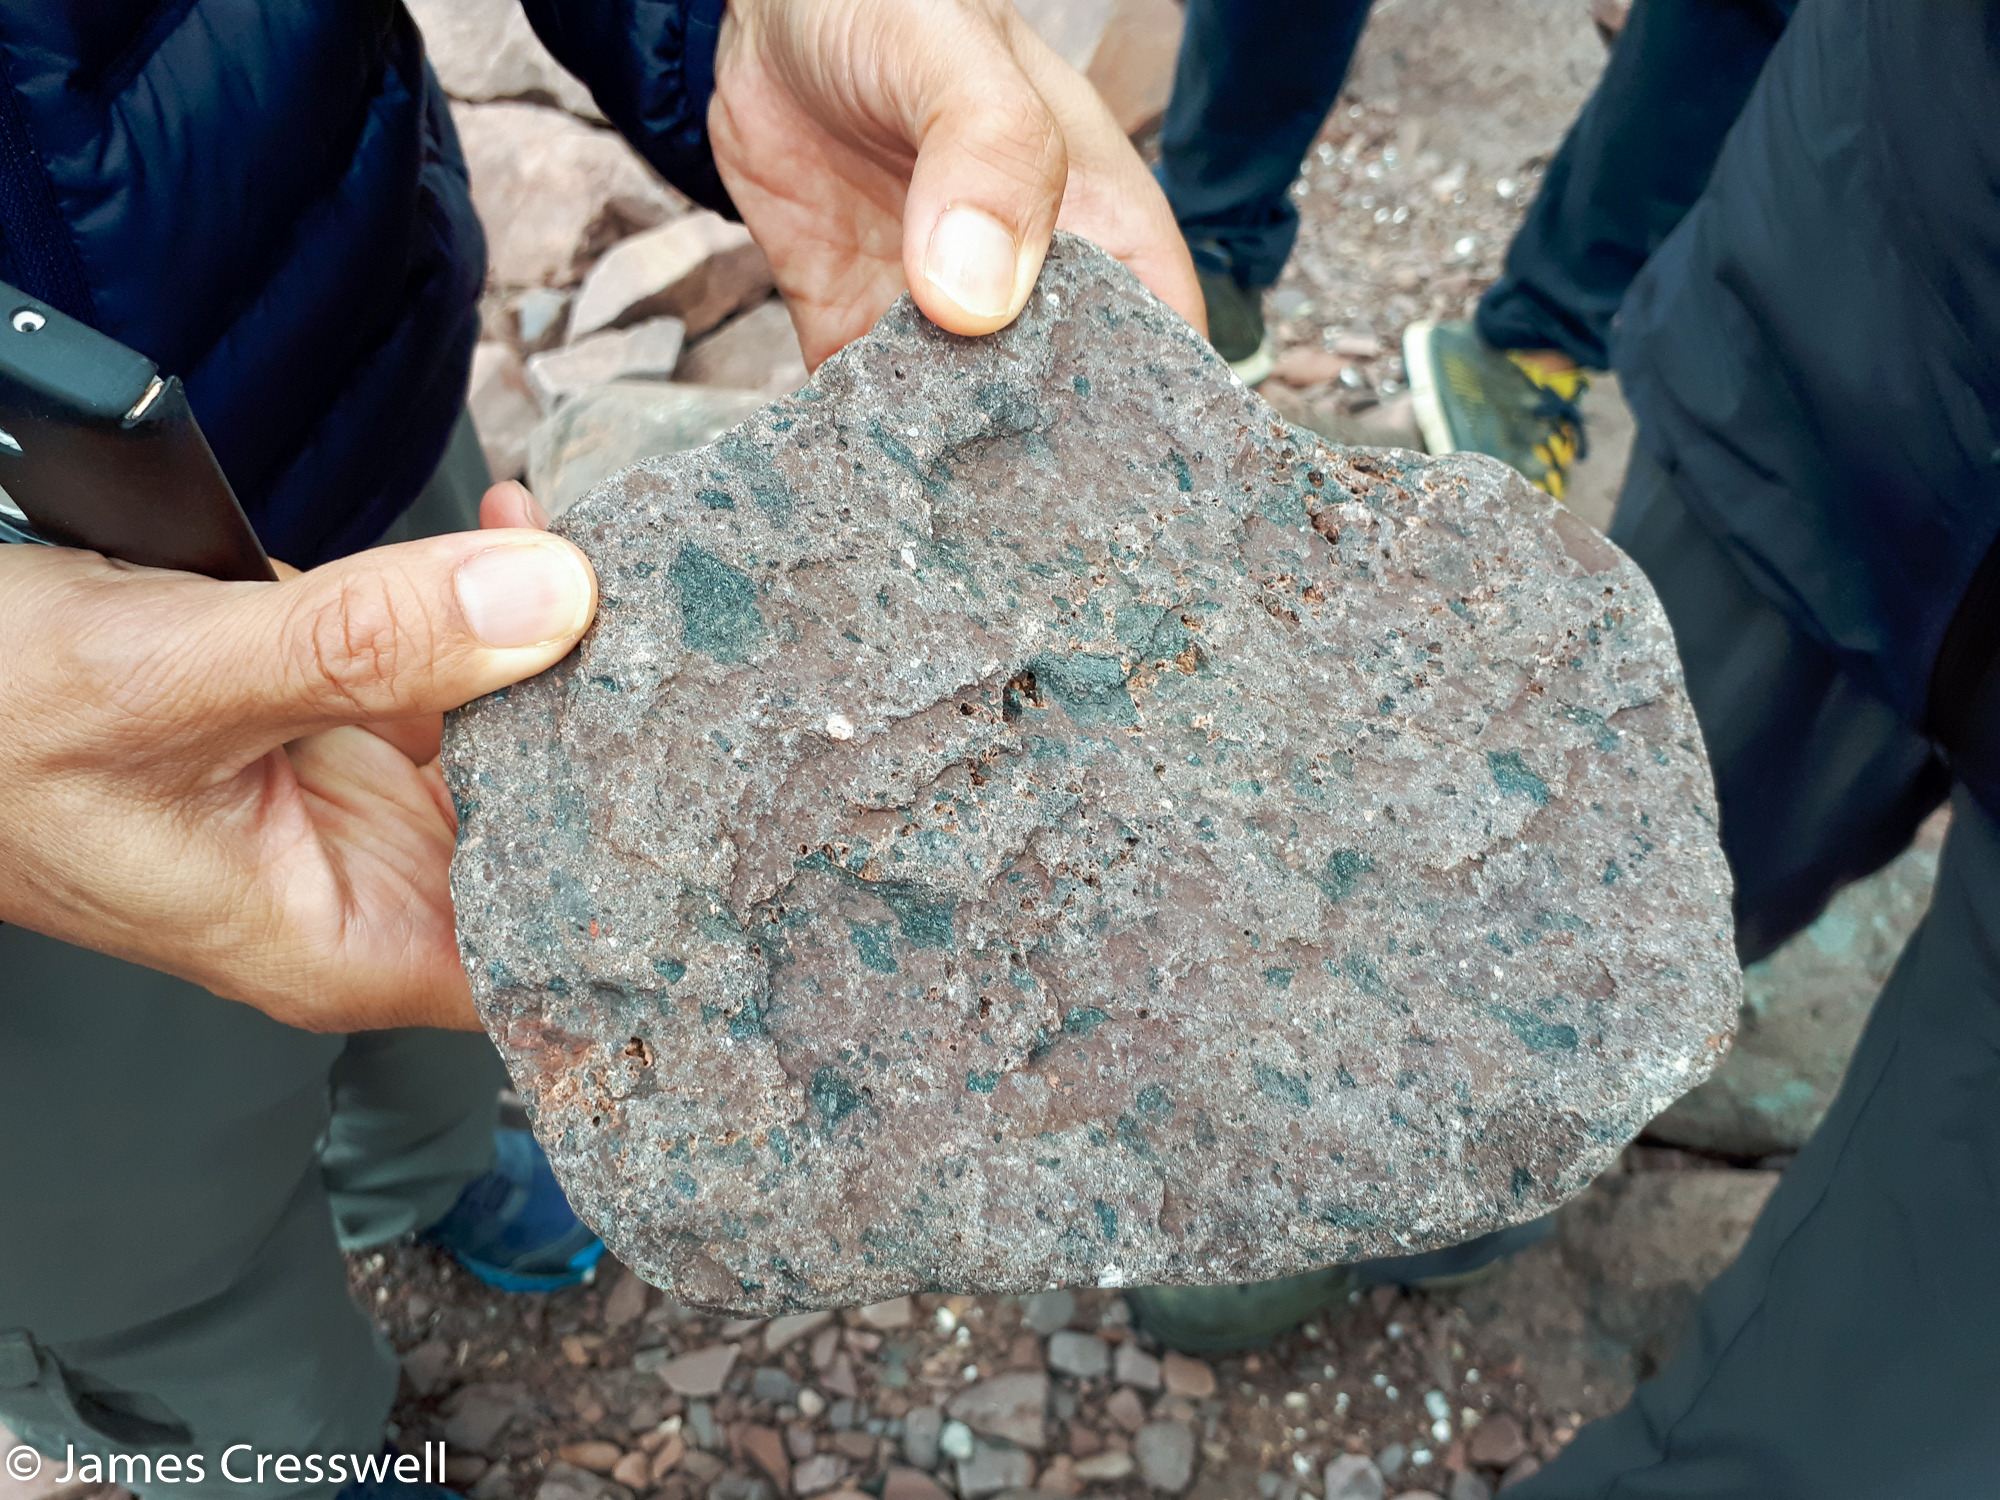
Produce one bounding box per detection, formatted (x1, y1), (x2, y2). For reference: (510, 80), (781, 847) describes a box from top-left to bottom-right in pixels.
(445, 234), (1739, 1313)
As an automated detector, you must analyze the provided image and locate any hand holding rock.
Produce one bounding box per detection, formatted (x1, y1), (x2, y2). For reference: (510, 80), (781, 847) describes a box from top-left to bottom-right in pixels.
(0, 483), (594, 1032)
(710, 0), (1205, 366)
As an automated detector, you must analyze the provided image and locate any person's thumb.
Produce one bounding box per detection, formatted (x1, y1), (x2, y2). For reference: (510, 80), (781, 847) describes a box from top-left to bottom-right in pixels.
(900, 18), (1069, 336)
(208, 528), (596, 751)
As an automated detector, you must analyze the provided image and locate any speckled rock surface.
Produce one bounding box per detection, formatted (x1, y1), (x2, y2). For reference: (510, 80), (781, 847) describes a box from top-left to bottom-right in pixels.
(443, 234), (1738, 1314)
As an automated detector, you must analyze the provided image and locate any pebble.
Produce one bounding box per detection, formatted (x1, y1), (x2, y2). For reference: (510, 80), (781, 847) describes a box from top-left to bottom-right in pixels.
(1104, 1387), (1148, 1433)
(514, 287), (572, 351)
(1046, 1330), (1111, 1380)
(1324, 1454), (1388, 1500)
(823, 1351), (859, 1400)
(648, 1437), (686, 1481)
(1115, 1342), (1164, 1390)
(946, 1371), (1049, 1449)
(1378, 1443), (1409, 1480)
(554, 1442), (622, 1474)
(524, 316), (686, 407)
(795, 1388), (826, 1419)
(443, 1385), (527, 1455)
(1450, 1471), (1494, 1500)
(739, 1424), (790, 1491)
(608, 1453), (650, 1488)
(858, 1297), (916, 1330)
(532, 1461), (624, 1500)
(445, 1456), (488, 1489)
(939, 1420), (977, 1463)
(567, 211), (772, 343)
(602, 1270), (649, 1331)
(653, 1343), (738, 1398)
(955, 1440), (1036, 1499)
(400, 1338), (454, 1397)
(1072, 1451), (1135, 1481)
(882, 1468), (952, 1500)
(792, 1453), (847, 1494)
(1134, 1421), (1196, 1492)
(1467, 1414), (1527, 1468)
(751, 1366), (798, 1404)
(673, 298), (809, 397)
(902, 1405), (944, 1469)
(1161, 1352), (1218, 1400)
(763, 1310), (834, 1353)
(1022, 1290), (1076, 1335)
(1271, 346), (1350, 387)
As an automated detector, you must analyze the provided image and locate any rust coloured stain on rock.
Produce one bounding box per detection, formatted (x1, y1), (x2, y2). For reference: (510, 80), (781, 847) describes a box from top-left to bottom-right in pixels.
(443, 234), (1739, 1314)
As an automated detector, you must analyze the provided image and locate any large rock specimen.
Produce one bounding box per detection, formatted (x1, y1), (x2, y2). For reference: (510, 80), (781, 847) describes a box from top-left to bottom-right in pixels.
(444, 234), (1738, 1314)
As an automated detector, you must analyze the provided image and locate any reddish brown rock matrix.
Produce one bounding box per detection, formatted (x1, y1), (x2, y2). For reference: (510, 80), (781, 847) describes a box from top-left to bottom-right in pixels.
(443, 234), (1737, 1314)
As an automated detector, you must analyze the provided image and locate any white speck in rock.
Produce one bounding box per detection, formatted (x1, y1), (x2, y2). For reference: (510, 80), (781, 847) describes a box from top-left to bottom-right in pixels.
(825, 714), (855, 740)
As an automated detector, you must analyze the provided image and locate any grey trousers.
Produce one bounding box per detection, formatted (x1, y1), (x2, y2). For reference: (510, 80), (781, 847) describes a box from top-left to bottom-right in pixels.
(0, 414), (511, 1498)
(1513, 454), (1997, 1495)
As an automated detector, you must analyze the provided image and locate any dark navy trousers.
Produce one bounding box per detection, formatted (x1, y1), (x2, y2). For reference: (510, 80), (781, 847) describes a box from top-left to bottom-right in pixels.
(1161, 0), (1792, 370)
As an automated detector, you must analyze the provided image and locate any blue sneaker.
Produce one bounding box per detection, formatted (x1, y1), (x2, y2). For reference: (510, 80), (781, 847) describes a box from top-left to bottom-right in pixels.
(422, 1127), (606, 1292)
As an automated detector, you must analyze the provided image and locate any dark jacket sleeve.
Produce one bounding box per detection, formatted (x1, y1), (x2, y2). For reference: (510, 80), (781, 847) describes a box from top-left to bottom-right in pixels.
(518, 0), (737, 217)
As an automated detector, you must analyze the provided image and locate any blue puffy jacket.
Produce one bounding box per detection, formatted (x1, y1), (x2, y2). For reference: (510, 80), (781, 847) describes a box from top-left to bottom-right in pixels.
(0, 0), (723, 568)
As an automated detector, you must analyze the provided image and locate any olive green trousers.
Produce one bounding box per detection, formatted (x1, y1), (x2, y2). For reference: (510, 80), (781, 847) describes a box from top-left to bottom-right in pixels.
(0, 414), (510, 1499)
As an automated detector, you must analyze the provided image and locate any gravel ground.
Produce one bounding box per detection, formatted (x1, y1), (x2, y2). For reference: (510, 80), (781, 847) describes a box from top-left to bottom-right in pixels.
(352, 1232), (1594, 1500)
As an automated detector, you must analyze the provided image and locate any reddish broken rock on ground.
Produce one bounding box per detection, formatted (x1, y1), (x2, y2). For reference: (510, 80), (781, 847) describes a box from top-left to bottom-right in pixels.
(445, 234), (1738, 1315)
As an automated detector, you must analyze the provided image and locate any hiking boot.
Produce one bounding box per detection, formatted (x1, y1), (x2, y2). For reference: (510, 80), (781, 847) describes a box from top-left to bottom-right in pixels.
(1403, 319), (1589, 499)
(1123, 1218), (1554, 1353)
(1196, 268), (1276, 386)
(1125, 1265), (1359, 1354)
(421, 1127), (605, 1292)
